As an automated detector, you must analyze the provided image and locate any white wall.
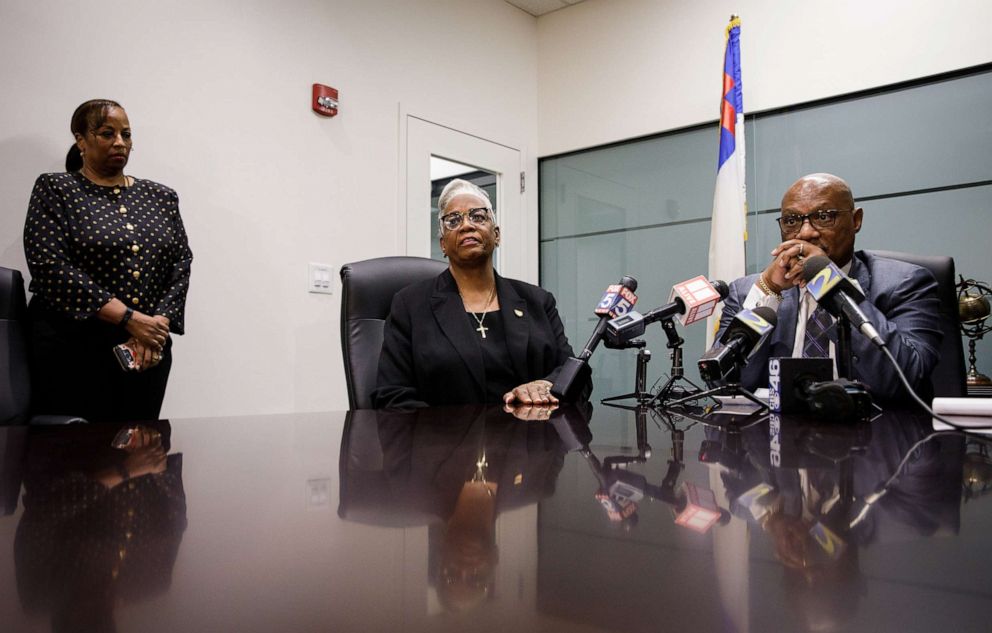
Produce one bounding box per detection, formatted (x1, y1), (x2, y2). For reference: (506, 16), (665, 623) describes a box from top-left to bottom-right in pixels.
(0, 0), (538, 417)
(537, 0), (992, 156)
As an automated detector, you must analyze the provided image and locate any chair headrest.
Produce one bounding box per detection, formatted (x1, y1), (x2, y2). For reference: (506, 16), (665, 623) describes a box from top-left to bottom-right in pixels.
(0, 268), (26, 321)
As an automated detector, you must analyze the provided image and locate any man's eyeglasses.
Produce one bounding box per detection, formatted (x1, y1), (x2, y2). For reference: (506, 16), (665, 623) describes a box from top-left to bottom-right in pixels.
(439, 208), (493, 232)
(777, 209), (852, 235)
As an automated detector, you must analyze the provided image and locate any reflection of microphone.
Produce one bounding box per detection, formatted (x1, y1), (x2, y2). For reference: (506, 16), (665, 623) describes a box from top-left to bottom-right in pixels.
(552, 277), (638, 400)
(548, 405), (594, 452)
(802, 255), (883, 346)
(698, 306), (778, 384)
(606, 278), (729, 346)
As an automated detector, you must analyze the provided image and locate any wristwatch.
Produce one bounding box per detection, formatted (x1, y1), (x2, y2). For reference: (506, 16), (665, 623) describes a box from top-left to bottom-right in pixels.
(119, 307), (134, 327)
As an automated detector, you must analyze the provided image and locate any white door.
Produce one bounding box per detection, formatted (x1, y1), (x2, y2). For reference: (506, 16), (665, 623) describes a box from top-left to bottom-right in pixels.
(402, 115), (529, 282)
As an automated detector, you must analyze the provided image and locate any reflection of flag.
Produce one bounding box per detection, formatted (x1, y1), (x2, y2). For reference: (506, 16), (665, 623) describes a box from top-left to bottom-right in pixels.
(706, 16), (747, 348)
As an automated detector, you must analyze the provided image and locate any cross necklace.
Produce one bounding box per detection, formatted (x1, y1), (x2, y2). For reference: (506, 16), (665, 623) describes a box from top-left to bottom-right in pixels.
(461, 284), (497, 339)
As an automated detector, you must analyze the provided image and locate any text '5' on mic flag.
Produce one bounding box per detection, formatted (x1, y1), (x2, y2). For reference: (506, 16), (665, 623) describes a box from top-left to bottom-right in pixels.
(706, 15), (748, 348)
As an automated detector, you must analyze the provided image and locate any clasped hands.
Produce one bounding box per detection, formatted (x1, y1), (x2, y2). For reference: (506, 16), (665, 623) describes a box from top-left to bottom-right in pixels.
(125, 313), (170, 370)
(100, 425), (167, 488)
(503, 379), (558, 421)
(762, 239), (827, 295)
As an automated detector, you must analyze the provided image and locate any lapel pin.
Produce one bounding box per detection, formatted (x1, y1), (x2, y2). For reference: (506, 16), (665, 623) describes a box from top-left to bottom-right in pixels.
(514, 309), (524, 317)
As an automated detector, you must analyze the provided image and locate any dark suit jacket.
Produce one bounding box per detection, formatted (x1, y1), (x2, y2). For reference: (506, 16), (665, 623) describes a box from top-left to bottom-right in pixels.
(372, 269), (589, 408)
(718, 250), (943, 401)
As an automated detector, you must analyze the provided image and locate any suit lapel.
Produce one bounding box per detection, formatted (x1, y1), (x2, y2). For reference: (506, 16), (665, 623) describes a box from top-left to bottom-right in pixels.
(849, 251), (871, 297)
(431, 270), (486, 392)
(496, 274), (530, 381)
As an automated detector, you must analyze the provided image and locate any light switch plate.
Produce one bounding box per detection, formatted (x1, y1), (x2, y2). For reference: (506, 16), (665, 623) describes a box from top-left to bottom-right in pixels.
(306, 478), (331, 509)
(308, 262), (333, 294)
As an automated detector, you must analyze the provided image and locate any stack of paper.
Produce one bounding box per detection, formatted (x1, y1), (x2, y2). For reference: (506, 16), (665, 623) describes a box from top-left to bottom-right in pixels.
(932, 397), (992, 432)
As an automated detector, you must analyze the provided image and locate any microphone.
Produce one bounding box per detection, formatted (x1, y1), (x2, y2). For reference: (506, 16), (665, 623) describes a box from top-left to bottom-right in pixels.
(802, 255), (883, 346)
(606, 278), (729, 346)
(582, 276), (639, 359)
(698, 306), (777, 384)
(551, 276), (638, 400)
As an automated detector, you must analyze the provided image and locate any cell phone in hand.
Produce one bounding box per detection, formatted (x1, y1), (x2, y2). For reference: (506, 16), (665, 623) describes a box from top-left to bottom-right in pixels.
(113, 343), (139, 372)
(111, 427), (135, 449)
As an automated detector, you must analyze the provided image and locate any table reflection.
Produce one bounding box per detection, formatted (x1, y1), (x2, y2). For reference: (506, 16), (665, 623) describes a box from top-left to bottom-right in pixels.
(339, 405), (576, 613)
(14, 421), (186, 633)
(0, 403), (987, 633)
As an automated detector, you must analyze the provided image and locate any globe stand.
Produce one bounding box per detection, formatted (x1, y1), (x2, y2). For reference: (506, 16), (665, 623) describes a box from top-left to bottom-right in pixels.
(967, 339), (992, 386)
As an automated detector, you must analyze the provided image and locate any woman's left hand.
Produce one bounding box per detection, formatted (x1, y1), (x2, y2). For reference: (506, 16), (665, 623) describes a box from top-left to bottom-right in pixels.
(503, 379), (558, 405)
(128, 338), (163, 371)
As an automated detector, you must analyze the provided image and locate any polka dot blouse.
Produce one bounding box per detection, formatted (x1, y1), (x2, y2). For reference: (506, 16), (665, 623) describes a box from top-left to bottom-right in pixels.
(23, 172), (193, 334)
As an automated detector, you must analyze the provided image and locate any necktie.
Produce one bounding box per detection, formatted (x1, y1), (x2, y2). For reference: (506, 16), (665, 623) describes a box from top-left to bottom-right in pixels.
(803, 305), (833, 358)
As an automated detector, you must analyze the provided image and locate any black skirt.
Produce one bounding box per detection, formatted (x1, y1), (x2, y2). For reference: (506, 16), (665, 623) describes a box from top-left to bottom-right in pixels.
(27, 299), (172, 423)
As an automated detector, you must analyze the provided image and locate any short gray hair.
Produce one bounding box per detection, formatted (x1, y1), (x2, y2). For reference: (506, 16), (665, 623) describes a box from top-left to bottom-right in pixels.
(437, 178), (493, 216)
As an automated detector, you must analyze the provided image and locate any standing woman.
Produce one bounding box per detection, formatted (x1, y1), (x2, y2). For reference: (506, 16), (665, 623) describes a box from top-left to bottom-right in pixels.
(23, 99), (193, 422)
(372, 178), (589, 408)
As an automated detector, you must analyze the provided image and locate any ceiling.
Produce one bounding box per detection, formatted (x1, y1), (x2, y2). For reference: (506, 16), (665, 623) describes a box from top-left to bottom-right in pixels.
(504, 0), (589, 17)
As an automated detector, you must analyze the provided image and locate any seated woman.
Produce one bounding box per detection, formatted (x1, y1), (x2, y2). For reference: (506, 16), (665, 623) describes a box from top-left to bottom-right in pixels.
(372, 179), (590, 408)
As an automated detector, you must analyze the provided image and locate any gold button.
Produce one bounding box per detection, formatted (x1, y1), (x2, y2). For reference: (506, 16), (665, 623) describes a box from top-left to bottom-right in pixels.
(119, 205), (127, 214)
(113, 188), (121, 195)
(127, 508), (135, 518)
(131, 244), (140, 253)
(131, 297), (139, 305)
(132, 270), (140, 279)
(126, 223), (134, 231)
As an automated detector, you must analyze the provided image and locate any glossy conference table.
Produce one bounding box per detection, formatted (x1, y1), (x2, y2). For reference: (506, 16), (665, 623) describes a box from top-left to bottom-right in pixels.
(1, 402), (990, 633)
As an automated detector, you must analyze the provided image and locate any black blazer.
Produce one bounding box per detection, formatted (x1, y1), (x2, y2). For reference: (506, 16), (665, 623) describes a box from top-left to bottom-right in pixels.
(372, 269), (589, 408)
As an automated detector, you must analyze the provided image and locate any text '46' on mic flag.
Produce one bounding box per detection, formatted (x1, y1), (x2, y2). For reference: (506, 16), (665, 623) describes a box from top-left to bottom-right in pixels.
(706, 15), (748, 348)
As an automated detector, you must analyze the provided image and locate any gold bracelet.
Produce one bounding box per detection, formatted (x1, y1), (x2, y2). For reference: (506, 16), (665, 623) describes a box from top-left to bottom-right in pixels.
(756, 274), (783, 300)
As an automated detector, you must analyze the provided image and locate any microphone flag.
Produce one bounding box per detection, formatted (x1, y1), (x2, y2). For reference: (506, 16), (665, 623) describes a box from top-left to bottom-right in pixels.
(706, 15), (747, 348)
(594, 284), (638, 318)
(669, 276), (723, 326)
(675, 481), (723, 533)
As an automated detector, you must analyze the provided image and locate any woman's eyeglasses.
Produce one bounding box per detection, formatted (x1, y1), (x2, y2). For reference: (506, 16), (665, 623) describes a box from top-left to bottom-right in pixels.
(439, 208), (493, 232)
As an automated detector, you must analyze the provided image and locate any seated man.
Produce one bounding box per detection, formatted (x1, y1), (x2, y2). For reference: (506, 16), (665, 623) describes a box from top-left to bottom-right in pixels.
(717, 173), (943, 401)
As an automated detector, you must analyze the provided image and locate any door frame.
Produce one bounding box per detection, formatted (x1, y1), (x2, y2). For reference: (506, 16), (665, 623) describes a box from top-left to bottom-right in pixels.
(398, 106), (533, 282)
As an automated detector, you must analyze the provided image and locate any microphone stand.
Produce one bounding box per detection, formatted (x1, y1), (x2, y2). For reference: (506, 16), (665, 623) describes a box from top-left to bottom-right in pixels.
(664, 381), (768, 411)
(835, 312), (854, 380)
(649, 317), (705, 407)
(601, 339), (655, 406)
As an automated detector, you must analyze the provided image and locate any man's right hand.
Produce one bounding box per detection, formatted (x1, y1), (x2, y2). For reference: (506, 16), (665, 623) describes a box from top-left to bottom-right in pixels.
(763, 239), (827, 293)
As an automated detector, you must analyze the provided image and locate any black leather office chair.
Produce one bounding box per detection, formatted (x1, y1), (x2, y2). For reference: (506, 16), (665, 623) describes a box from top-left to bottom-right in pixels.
(1, 267), (31, 426)
(867, 250), (966, 398)
(1, 266), (85, 426)
(339, 256), (447, 409)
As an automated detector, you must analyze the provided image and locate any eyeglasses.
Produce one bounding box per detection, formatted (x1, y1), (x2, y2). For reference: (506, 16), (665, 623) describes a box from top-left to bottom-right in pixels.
(776, 209), (852, 235)
(439, 208), (493, 232)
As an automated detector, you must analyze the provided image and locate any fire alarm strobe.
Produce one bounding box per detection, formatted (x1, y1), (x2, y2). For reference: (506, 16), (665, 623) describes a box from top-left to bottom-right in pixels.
(312, 84), (338, 117)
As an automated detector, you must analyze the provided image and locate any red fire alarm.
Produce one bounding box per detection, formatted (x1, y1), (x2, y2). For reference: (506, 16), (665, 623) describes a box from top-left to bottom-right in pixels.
(312, 84), (338, 117)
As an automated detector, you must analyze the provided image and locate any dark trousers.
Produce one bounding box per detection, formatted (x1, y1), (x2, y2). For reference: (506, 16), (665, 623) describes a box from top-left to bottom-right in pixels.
(28, 301), (171, 424)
